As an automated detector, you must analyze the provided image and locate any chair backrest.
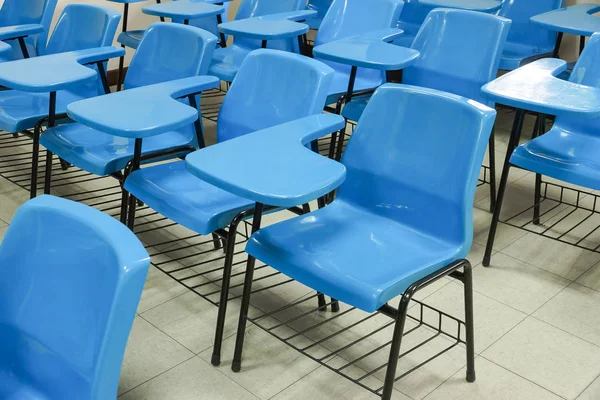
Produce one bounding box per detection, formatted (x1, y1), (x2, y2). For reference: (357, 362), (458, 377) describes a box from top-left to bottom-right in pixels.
(498, 0), (564, 54)
(0, 195), (150, 400)
(306, 0), (333, 18)
(45, 4), (121, 55)
(315, 0), (404, 89)
(403, 9), (511, 106)
(337, 84), (496, 249)
(555, 33), (600, 135)
(125, 22), (218, 89)
(397, 0), (434, 39)
(0, 0), (58, 56)
(173, 0), (230, 39)
(217, 49), (334, 143)
(234, 0), (307, 52)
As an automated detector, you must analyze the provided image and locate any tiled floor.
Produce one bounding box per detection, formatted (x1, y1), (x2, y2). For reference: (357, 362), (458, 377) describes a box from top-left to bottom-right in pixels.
(2, 109), (600, 399)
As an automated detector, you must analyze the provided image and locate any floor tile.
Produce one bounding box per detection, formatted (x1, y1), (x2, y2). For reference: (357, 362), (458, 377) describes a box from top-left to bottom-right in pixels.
(137, 266), (189, 314)
(576, 261), (600, 291)
(198, 325), (321, 399)
(502, 233), (600, 280)
(534, 283), (600, 347)
(120, 356), (258, 400)
(425, 357), (562, 400)
(0, 188), (30, 223)
(421, 282), (527, 353)
(483, 317), (600, 400)
(472, 207), (527, 253)
(577, 375), (600, 400)
(472, 253), (570, 314)
(119, 317), (195, 395)
(141, 291), (241, 354)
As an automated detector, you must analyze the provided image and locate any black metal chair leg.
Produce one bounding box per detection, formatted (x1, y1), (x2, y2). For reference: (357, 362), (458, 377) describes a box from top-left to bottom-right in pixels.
(30, 128), (41, 199)
(463, 262), (476, 382)
(43, 149), (53, 194)
(381, 293), (412, 400)
(212, 233), (223, 250)
(232, 203), (264, 373)
(328, 98), (344, 159)
(330, 298), (340, 312)
(126, 192), (138, 230)
(334, 125), (347, 162)
(211, 217), (243, 366)
(117, 54), (125, 92)
(532, 114), (545, 225)
(488, 129), (496, 213)
(483, 110), (525, 267)
(120, 188), (129, 224)
(317, 293), (327, 311)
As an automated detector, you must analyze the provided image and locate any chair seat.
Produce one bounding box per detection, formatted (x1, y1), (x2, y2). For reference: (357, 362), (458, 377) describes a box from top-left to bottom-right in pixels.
(246, 200), (464, 312)
(499, 42), (553, 71)
(117, 30), (145, 50)
(511, 127), (600, 191)
(325, 71), (381, 106)
(0, 89), (89, 133)
(208, 45), (252, 82)
(0, 324), (89, 400)
(341, 94), (370, 122)
(0, 40), (13, 62)
(124, 161), (253, 235)
(40, 124), (194, 176)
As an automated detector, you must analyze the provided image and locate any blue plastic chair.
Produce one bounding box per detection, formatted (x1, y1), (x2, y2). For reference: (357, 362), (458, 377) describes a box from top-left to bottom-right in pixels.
(497, 0), (564, 71)
(0, 195), (150, 400)
(343, 9), (510, 211)
(123, 48), (335, 366)
(0, 4), (121, 135)
(40, 23), (218, 197)
(395, 0), (435, 47)
(483, 33), (600, 266)
(234, 84), (495, 399)
(208, 0), (307, 82)
(315, 0), (405, 108)
(305, 0), (333, 29)
(0, 0), (58, 59)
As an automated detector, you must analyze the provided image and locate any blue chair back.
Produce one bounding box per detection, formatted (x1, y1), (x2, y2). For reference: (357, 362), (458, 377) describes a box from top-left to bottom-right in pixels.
(338, 84), (496, 250)
(45, 4), (121, 55)
(217, 49), (334, 142)
(0, 0), (58, 57)
(125, 22), (218, 89)
(0, 195), (150, 400)
(404, 9), (511, 106)
(234, 0), (307, 52)
(315, 0), (404, 89)
(397, 0), (434, 44)
(307, 0), (333, 21)
(554, 33), (600, 136)
(172, 0), (230, 39)
(497, 0), (563, 55)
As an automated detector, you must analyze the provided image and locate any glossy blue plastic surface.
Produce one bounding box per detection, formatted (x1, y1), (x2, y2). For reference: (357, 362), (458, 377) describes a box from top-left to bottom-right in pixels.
(41, 23), (218, 177)
(126, 49), (336, 234)
(0, 195), (149, 400)
(0, 24), (43, 41)
(143, 1), (224, 21)
(420, 0), (501, 12)
(246, 84), (496, 312)
(510, 33), (600, 191)
(66, 76), (219, 138)
(0, 46), (124, 92)
(343, 9), (510, 121)
(482, 58), (600, 116)
(498, 0), (564, 70)
(313, 28), (419, 70)
(0, 42), (11, 62)
(0, 0), (58, 58)
(531, 3), (600, 37)
(306, 0), (333, 29)
(314, 0), (405, 104)
(187, 114), (346, 207)
(208, 0), (308, 81)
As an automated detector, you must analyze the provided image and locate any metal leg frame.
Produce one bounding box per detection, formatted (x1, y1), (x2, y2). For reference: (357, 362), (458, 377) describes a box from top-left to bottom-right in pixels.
(30, 91), (57, 199)
(483, 109), (525, 266)
(532, 114), (546, 225)
(488, 128), (496, 213)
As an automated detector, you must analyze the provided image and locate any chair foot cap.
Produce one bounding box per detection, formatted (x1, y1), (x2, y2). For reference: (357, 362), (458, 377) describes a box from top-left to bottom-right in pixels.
(482, 256), (491, 267)
(232, 361), (242, 373)
(466, 372), (476, 383)
(211, 354), (221, 366)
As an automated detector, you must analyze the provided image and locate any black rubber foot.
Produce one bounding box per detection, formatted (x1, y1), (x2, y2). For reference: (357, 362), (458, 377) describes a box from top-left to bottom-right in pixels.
(466, 371), (476, 383)
(211, 353), (221, 366)
(482, 256), (491, 267)
(232, 361), (241, 373)
(331, 302), (340, 313)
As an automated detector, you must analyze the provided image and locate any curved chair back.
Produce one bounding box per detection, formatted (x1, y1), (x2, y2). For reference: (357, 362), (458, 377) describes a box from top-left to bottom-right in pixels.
(404, 9), (511, 106)
(498, 0), (563, 58)
(45, 4), (121, 55)
(218, 49), (334, 142)
(125, 23), (218, 89)
(396, 0), (434, 46)
(306, 0), (333, 27)
(0, 195), (150, 400)
(315, 0), (404, 90)
(172, 0), (230, 39)
(338, 84), (496, 250)
(0, 0), (58, 57)
(555, 33), (600, 135)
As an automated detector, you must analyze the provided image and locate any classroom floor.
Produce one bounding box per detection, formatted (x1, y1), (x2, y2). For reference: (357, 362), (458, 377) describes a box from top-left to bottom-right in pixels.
(1, 107), (600, 399)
